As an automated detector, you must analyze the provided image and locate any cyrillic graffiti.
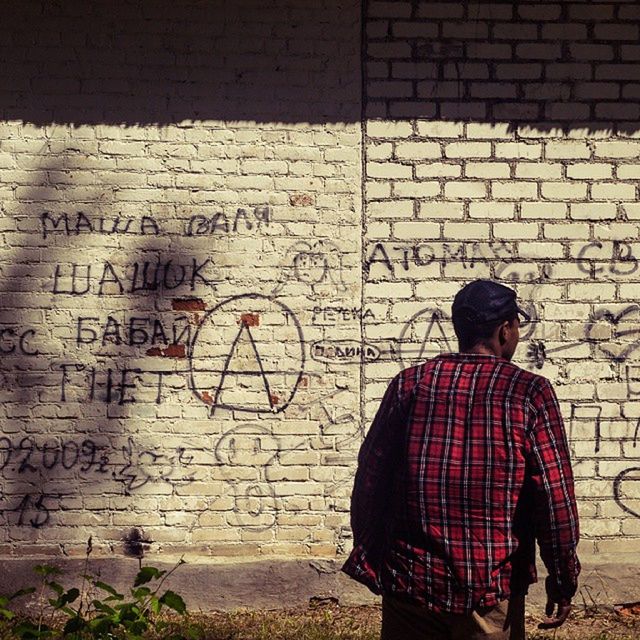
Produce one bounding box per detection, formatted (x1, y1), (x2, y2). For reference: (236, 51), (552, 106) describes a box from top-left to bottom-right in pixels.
(52, 258), (216, 295)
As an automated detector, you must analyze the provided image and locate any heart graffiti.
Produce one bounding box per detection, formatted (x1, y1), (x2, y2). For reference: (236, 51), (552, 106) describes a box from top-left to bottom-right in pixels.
(614, 467), (640, 520)
(584, 306), (640, 363)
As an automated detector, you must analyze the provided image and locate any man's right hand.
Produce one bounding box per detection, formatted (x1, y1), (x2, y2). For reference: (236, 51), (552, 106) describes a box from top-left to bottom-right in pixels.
(538, 597), (572, 629)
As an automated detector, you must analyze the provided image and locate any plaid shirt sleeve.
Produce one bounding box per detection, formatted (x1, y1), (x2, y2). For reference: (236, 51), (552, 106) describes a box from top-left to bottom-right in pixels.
(350, 373), (406, 561)
(526, 378), (581, 601)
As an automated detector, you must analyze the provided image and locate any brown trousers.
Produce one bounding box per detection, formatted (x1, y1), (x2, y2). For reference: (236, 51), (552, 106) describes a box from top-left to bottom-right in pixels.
(381, 594), (526, 640)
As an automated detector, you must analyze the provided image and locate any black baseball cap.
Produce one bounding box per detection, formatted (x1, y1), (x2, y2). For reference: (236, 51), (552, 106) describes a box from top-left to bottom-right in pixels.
(451, 280), (531, 326)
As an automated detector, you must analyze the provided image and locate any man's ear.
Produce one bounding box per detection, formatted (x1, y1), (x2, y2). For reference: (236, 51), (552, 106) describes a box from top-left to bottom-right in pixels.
(497, 320), (510, 346)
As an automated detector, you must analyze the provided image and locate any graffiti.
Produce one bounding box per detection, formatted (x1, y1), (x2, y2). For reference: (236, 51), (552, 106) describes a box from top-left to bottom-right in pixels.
(213, 425), (281, 529)
(526, 340), (546, 369)
(0, 436), (109, 475)
(319, 407), (357, 436)
(525, 341), (581, 369)
(20, 191), (640, 544)
(614, 468), (640, 519)
(365, 240), (532, 278)
(76, 315), (193, 349)
(0, 435), (196, 526)
(41, 212), (160, 238)
(626, 366), (640, 398)
(577, 241), (639, 277)
(570, 405), (603, 454)
(189, 294), (305, 415)
(0, 435), (194, 493)
(271, 240), (347, 296)
(52, 258), (216, 296)
(312, 306), (375, 325)
(397, 307), (454, 368)
(58, 364), (181, 404)
(40, 208), (272, 239)
(524, 306), (640, 369)
(311, 340), (380, 364)
(184, 206), (271, 236)
(367, 242), (441, 276)
(12, 493), (54, 528)
(0, 327), (39, 355)
(115, 437), (195, 495)
(214, 425), (280, 467)
(585, 306), (640, 363)
(365, 240), (640, 281)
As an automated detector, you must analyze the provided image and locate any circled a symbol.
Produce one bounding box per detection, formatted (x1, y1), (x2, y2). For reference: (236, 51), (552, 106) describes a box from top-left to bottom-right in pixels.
(189, 294), (305, 415)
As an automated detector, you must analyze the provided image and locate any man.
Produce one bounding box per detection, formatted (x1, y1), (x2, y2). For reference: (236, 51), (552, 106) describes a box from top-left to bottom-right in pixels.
(342, 279), (580, 639)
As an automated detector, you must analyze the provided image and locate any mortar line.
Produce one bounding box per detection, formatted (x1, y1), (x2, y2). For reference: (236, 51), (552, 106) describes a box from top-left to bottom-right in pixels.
(359, 0), (368, 439)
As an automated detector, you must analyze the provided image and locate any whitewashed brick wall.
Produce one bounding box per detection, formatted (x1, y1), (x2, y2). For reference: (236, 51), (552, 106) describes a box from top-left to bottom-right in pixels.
(0, 0), (362, 559)
(1, 0), (640, 564)
(364, 0), (640, 557)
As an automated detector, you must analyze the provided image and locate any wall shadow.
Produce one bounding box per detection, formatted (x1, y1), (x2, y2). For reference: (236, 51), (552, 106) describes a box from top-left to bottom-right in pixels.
(2, 1), (640, 133)
(0, 0), (360, 126)
(0, 154), (201, 549)
(366, 0), (640, 134)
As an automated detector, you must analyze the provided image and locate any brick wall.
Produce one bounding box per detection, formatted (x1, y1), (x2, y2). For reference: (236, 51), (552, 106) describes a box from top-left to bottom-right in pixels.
(0, 0), (362, 559)
(364, 0), (640, 556)
(1, 0), (640, 568)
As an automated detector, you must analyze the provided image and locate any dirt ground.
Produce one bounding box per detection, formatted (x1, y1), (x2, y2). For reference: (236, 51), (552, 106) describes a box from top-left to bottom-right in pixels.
(186, 603), (640, 640)
(3, 602), (640, 639)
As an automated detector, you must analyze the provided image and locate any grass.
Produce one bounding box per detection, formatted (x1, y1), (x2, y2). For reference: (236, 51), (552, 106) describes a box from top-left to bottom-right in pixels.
(178, 604), (640, 640)
(4, 603), (640, 639)
(175, 605), (380, 640)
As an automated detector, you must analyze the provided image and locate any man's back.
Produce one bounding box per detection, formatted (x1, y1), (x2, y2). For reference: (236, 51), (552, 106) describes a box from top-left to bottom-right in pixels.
(343, 353), (580, 615)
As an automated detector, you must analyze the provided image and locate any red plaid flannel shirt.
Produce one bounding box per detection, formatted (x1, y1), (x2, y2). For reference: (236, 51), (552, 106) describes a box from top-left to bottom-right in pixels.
(342, 353), (580, 614)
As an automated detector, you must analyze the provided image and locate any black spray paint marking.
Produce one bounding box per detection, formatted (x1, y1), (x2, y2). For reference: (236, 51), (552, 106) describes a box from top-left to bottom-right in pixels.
(184, 206), (271, 236)
(626, 366), (640, 399)
(311, 306), (375, 325)
(76, 315), (192, 349)
(584, 306), (640, 363)
(41, 212), (160, 238)
(570, 404), (603, 454)
(123, 528), (152, 558)
(189, 294), (305, 416)
(311, 340), (380, 364)
(213, 424), (282, 530)
(614, 467), (640, 519)
(0, 436), (194, 495)
(576, 241), (639, 277)
(13, 493), (54, 528)
(0, 327), (39, 356)
(52, 258), (216, 296)
(365, 240), (530, 277)
(397, 307), (453, 368)
(271, 240), (347, 297)
(58, 364), (182, 405)
(0, 436), (108, 475)
(525, 341), (579, 369)
(115, 437), (195, 495)
(214, 424), (280, 468)
(366, 240), (640, 279)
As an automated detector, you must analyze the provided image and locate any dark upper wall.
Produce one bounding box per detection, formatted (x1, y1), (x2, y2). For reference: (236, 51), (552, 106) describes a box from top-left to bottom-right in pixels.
(1, 1), (640, 132)
(0, 0), (361, 125)
(366, 0), (640, 133)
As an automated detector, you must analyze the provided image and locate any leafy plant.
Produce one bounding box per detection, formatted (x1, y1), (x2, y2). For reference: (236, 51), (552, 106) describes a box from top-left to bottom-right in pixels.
(0, 539), (190, 639)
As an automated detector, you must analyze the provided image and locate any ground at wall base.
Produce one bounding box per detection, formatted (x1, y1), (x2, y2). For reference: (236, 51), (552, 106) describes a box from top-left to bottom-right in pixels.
(184, 605), (640, 640)
(3, 604), (639, 640)
(1, 554), (639, 614)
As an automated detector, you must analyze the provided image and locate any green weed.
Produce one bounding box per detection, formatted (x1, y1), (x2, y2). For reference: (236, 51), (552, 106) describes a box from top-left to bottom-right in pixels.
(0, 538), (191, 640)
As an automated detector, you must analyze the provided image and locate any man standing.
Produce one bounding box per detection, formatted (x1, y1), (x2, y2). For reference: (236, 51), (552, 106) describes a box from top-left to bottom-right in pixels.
(343, 280), (580, 639)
